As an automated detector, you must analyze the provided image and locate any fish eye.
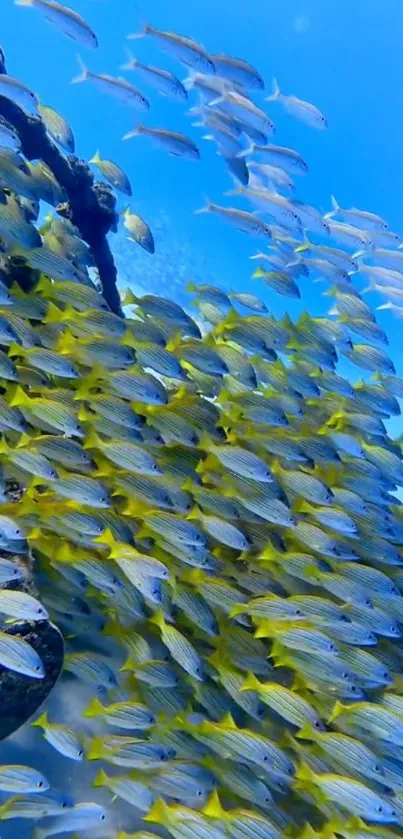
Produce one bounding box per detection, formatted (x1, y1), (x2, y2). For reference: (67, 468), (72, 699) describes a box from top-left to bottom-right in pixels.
(313, 719), (321, 729)
(374, 763), (382, 773)
(38, 781), (44, 789)
(100, 814), (106, 821)
(78, 748), (84, 757)
(376, 805), (384, 814)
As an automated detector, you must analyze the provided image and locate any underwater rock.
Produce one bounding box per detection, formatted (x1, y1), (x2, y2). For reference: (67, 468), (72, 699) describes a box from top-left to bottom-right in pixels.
(0, 488), (64, 740)
(0, 45), (122, 316)
(0, 615), (64, 741)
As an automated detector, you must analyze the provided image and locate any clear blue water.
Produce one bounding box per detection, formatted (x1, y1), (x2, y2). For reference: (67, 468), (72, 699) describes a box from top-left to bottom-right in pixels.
(1, 0), (403, 834)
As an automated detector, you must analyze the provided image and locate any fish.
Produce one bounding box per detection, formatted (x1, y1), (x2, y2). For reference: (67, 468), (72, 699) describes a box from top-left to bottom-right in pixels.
(0, 765), (49, 793)
(38, 104), (75, 152)
(195, 200), (273, 238)
(121, 50), (188, 100)
(295, 764), (397, 822)
(128, 23), (215, 72)
(15, 0), (98, 47)
(93, 769), (153, 811)
(267, 78), (327, 128)
(84, 697), (155, 729)
(326, 195), (388, 230)
(33, 802), (107, 838)
(210, 53), (264, 88)
(32, 712), (84, 760)
(242, 673), (324, 729)
(0, 590), (48, 620)
(89, 151), (132, 196)
(0, 631), (44, 679)
(0, 123), (21, 152)
(124, 125), (200, 159)
(123, 209), (155, 253)
(72, 57), (149, 109)
(0, 73), (38, 111)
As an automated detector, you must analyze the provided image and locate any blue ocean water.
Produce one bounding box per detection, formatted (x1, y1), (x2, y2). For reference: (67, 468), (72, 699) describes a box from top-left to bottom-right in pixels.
(1, 1), (403, 835)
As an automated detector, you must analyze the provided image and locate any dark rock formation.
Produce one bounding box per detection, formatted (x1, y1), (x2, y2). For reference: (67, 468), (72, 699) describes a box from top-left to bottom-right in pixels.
(0, 543), (64, 740)
(0, 46), (123, 316)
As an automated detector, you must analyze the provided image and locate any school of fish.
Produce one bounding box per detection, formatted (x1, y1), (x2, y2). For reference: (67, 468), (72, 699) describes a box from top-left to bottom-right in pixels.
(0, 0), (402, 837)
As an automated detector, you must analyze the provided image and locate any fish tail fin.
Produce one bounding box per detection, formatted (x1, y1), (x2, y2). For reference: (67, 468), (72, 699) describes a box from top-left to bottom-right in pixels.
(194, 194), (214, 215)
(208, 95), (225, 108)
(203, 790), (225, 819)
(236, 140), (255, 159)
(31, 711), (49, 728)
(252, 266), (267, 279)
(249, 251), (266, 260)
(224, 186), (242, 197)
(43, 301), (64, 324)
(86, 737), (105, 760)
(149, 609), (165, 631)
(71, 54), (89, 85)
(352, 249), (366, 261)
(93, 769), (109, 787)
(56, 329), (76, 356)
(266, 77), (281, 101)
(122, 287), (139, 306)
(120, 47), (136, 70)
(240, 671), (261, 692)
(127, 21), (149, 40)
(327, 699), (345, 723)
(83, 429), (102, 450)
(8, 384), (31, 408)
(296, 722), (317, 741)
(7, 342), (23, 359)
(144, 797), (170, 824)
(89, 150), (101, 165)
(122, 125), (143, 141)
(295, 761), (316, 784)
(229, 603), (247, 617)
(324, 195), (340, 220)
(361, 283), (375, 295)
(83, 697), (105, 718)
(183, 70), (197, 90)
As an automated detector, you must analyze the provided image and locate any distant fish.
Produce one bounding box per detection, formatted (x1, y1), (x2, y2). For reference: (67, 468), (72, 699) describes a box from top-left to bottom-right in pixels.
(195, 199), (273, 239)
(128, 22), (215, 73)
(325, 195), (388, 230)
(241, 141), (308, 174)
(72, 56), (150, 110)
(15, 0), (98, 49)
(214, 89), (274, 135)
(89, 150), (132, 196)
(210, 53), (264, 89)
(267, 78), (327, 128)
(123, 124), (200, 159)
(121, 49), (188, 101)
